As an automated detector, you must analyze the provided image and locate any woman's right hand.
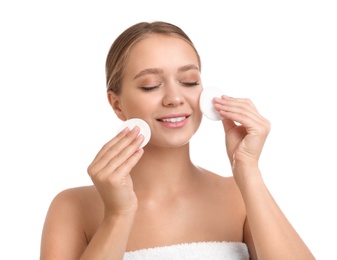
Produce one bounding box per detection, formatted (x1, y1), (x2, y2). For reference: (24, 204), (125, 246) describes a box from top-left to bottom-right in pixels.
(87, 126), (144, 217)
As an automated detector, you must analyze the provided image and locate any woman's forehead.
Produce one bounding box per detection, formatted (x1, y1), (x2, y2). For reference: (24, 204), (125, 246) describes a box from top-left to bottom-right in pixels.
(125, 34), (200, 74)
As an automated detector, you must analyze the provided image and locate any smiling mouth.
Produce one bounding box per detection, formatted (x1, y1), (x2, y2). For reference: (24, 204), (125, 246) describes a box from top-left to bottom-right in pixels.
(157, 116), (189, 123)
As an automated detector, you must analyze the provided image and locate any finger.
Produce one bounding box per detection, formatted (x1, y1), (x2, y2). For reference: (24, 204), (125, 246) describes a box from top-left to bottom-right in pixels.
(98, 134), (145, 179)
(88, 127), (141, 176)
(216, 102), (267, 134)
(220, 110), (257, 129)
(214, 98), (263, 124)
(214, 96), (259, 117)
(219, 96), (257, 110)
(91, 127), (131, 164)
(221, 117), (237, 133)
(114, 147), (144, 177)
(220, 109), (270, 137)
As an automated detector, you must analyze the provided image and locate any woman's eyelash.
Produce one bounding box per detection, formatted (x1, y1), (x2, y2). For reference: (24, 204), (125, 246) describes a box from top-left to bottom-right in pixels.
(141, 86), (158, 91)
(182, 82), (199, 86)
(141, 82), (199, 91)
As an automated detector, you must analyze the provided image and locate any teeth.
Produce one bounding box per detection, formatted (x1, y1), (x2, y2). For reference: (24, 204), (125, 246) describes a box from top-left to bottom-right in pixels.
(162, 116), (186, 123)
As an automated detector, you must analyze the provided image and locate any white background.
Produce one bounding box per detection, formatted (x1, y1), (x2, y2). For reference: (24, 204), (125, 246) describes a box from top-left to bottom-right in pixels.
(1, 1), (336, 259)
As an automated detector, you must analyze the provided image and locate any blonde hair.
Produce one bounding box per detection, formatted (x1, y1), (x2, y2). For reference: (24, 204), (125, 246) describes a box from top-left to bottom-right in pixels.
(105, 21), (201, 94)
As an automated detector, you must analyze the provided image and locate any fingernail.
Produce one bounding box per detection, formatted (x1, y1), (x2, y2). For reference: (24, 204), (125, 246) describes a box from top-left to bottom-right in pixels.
(121, 127), (130, 133)
(131, 125), (139, 132)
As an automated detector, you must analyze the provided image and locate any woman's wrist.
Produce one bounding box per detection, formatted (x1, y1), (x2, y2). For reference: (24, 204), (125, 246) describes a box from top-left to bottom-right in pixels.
(104, 207), (137, 223)
(232, 161), (263, 190)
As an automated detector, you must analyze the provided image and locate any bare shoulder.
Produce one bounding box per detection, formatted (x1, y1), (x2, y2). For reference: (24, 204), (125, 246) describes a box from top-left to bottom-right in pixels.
(48, 185), (100, 213)
(41, 185), (103, 258)
(198, 167), (242, 194)
(197, 167), (246, 214)
(43, 185), (103, 236)
(51, 185), (98, 205)
(189, 167), (247, 242)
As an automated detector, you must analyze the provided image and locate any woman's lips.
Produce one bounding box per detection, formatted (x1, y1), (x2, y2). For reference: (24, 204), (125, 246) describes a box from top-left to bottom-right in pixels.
(157, 114), (190, 128)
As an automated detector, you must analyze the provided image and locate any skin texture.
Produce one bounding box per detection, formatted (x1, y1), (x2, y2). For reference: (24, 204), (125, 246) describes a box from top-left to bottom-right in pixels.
(40, 31), (315, 260)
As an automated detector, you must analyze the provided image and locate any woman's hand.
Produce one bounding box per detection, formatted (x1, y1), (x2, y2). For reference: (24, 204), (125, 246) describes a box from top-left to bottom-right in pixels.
(213, 96), (270, 170)
(87, 126), (144, 217)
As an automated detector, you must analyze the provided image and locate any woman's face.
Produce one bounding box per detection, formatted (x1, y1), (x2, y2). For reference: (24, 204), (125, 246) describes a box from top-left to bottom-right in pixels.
(111, 34), (203, 148)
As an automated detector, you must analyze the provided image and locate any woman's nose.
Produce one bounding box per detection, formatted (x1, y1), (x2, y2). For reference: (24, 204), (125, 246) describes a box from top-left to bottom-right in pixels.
(162, 86), (185, 107)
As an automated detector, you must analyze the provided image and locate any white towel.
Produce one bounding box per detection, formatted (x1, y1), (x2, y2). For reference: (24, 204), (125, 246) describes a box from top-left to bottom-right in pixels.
(124, 241), (249, 260)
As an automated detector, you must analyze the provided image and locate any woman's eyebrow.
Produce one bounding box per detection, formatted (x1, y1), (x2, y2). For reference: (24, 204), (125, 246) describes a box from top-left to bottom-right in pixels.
(133, 64), (199, 80)
(134, 68), (163, 80)
(178, 64), (200, 73)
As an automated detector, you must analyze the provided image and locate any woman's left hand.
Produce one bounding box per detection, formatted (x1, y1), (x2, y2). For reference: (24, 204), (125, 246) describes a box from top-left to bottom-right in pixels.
(213, 96), (271, 170)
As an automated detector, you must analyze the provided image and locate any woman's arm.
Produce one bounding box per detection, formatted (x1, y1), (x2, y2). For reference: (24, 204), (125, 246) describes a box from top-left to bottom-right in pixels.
(79, 210), (136, 260)
(40, 188), (136, 260)
(40, 126), (144, 260)
(214, 96), (315, 259)
(240, 166), (314, 259)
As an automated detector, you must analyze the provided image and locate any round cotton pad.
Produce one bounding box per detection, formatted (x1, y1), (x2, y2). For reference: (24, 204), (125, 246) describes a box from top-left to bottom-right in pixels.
(117, 118), (151, 148)
(199, 87), (224, 121)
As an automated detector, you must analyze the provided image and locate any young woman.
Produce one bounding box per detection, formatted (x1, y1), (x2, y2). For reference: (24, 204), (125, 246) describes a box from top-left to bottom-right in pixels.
(40, 21), (315, 260)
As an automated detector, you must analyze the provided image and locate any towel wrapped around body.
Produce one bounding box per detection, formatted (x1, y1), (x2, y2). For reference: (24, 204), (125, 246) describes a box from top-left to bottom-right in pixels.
(124, 241), (249, 260)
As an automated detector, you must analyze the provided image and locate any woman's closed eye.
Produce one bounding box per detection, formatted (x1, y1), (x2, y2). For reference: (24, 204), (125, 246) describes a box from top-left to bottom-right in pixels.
(140, 81), (199, 91)
(141, 86), (159, 91)
(181, 81), (200, 87)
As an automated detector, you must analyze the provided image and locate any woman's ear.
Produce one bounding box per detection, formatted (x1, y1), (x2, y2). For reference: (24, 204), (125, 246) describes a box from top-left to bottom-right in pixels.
(107, 90), (127, 121)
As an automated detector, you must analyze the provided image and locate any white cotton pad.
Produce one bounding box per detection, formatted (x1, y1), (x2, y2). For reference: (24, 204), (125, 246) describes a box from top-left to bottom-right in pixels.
(117, 118), (151, 148)
(199, 87), (224, 121)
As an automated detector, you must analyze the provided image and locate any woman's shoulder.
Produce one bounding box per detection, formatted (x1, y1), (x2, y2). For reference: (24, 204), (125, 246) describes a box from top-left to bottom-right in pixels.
(52, 185), (96, 200)
(198, 167), (238, 190)
(194, 167), (247, 236)
(44, 185), (103, 232)
(41, 185), (103, 254)
(197, 167), (244, 208)
(48, 185), (101, 215)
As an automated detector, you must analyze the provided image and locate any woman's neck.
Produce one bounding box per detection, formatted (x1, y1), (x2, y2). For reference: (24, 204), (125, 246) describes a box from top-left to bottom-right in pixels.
(130, 143), (200, 197)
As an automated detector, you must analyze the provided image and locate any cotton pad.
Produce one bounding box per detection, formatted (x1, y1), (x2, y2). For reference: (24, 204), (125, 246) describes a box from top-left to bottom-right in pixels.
(117, 118), (151, 148)
(199, 87), (224, 121)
